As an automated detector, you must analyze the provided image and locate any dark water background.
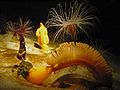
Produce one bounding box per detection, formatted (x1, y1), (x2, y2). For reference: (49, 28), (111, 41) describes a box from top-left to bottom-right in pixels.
(0, 0), (120, 70)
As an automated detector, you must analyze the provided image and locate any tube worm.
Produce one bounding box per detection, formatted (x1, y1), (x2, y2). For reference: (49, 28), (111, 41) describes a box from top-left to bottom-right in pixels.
(45, 42), (112, 84)
(7, 18), (33, 60)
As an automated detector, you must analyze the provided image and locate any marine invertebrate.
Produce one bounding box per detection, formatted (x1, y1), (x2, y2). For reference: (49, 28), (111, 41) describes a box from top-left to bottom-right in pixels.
(7, 18), (33, 60)
(25, 42), (112, 88)
(45, 0), (98, 42)
(36, 22), (49, 51)
(7, 18), (33, 37)
(26, 64), (52, 84)
(45, 42), (112, 81)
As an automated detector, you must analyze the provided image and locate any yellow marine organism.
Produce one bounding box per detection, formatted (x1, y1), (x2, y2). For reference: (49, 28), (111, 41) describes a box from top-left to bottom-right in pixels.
(36, 22), (49, 51)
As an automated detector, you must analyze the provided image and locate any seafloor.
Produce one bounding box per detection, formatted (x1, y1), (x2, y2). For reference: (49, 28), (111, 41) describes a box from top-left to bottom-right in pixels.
(0, 34), (120, 90)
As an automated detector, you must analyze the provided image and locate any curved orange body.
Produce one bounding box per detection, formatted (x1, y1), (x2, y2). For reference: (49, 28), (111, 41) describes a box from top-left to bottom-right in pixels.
(26, 66), (52, 84)
(26, 42), (112, 85)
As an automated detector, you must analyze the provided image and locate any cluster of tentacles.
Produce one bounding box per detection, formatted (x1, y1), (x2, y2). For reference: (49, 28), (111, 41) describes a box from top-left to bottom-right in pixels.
(44, 42), (112, 89)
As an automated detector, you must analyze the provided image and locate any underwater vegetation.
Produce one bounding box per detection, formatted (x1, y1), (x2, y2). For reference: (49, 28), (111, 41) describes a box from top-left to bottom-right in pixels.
(46, 0), (98, 42)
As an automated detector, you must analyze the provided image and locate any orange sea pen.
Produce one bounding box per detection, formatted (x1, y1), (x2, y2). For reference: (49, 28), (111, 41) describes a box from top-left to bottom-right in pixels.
(45, 42), (112, 84)
(26, 42), (112, 86)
